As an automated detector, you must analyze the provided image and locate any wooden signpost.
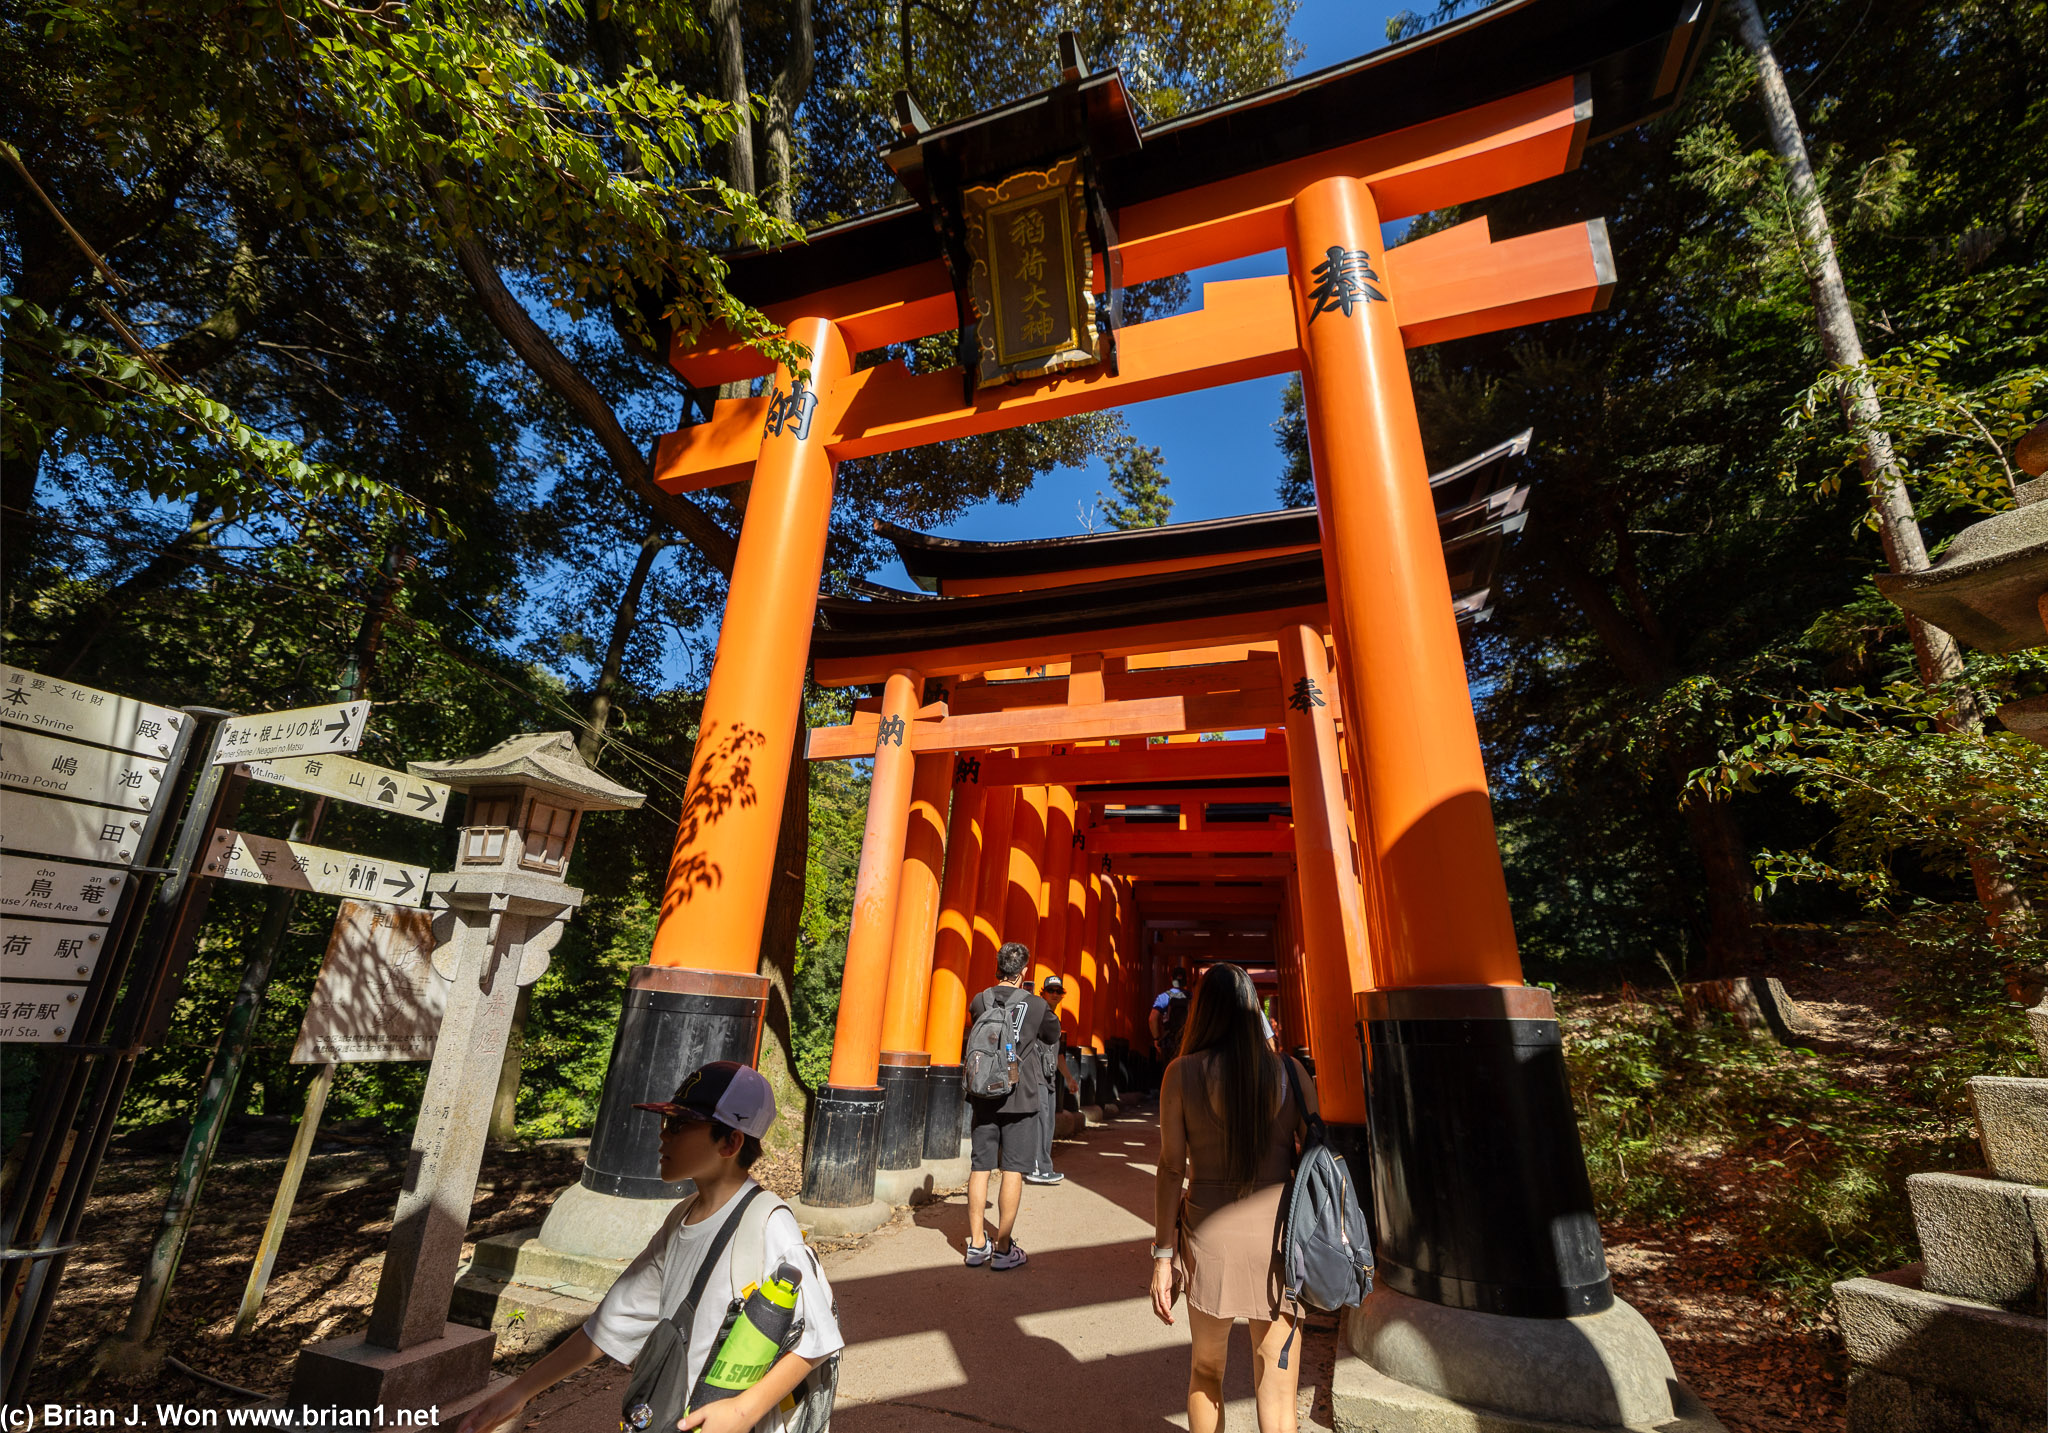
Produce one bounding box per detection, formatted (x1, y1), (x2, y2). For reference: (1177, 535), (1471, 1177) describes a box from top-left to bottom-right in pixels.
(0, 726), (171, 811)
(204, 828), (431, 907)
(213, 700), (370, 764)
(0, 667), (187, 757)
(246, 753), (451, 823)
(0, 791), (148, 865)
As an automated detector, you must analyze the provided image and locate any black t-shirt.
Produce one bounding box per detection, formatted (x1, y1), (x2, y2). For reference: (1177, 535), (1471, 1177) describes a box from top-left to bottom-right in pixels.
(965, 985), (1061, 1116)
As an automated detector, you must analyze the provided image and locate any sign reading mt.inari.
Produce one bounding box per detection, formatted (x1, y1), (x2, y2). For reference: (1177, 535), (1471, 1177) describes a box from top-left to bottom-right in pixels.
(246, 752), (450, 823)
(206, 829), (429, 907)
(214, 700), (369, 765)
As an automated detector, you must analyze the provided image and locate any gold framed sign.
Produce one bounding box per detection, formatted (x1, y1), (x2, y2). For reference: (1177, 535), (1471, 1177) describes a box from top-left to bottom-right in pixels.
(963, 154), (1103, 389)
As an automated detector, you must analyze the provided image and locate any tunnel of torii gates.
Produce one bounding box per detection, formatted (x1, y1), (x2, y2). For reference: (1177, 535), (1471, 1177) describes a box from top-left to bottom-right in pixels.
(564, 0), (1715, 1351)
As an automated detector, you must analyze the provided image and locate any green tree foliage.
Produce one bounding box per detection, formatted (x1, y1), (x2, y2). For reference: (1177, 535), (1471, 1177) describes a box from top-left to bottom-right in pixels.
(1098, 440), (1175, 529)
(1272, 374), (1312, 507)
(1380, 0), (2047, 979)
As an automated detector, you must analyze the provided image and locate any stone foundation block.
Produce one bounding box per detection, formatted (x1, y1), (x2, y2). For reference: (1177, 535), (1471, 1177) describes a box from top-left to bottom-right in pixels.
(874, 1163), (940, 1207)
(1908, 1170), (2047, 1308)
(2026, 1001), (2048, 1074)
(449, 1269), (599, 1359)
(785, 1195), (891, 1240)
(1970, 1075), (2048, 1184)
(1329, 1351), (1723, 1433)
(288, 1323), (495, 1416)
(921, 1151), (971, 1195)
(1344, 1289), (1718, 1432)
(467, 1227), (630, 1292)
(1833, 1266), (2045, 1415)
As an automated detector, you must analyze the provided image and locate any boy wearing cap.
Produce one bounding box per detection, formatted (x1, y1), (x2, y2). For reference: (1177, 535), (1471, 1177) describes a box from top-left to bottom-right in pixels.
(1023, 975), (1080, 1187)
(454, 1062), (841, 1433)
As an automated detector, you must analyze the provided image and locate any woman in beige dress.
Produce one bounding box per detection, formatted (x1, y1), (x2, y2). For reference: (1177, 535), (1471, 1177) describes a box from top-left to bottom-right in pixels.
(1149, 962), (1317, 1433)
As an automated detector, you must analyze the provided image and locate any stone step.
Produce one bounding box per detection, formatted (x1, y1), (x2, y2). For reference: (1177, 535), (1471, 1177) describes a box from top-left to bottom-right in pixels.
(1970, 1075), (2048, 1184)
(1328, 1352), (1724, 1433)
(1832, 1265), (2045, 1420)
(449, 1267), (599, 1361)
(1907, 1170), (2047, 1309)
(466, 1226), (631, 1293)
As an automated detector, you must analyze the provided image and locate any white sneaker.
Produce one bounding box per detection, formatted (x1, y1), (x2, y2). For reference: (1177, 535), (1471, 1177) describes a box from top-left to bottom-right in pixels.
(963, 1240), (992, 1267)
(991, 1241), (1028, 1271)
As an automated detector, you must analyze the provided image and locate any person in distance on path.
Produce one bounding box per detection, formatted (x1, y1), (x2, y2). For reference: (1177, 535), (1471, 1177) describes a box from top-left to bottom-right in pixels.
(1023, 974), (1081, 1187)
(961, 942), (1061, 1269)
(1149, 962), (1317, 1433)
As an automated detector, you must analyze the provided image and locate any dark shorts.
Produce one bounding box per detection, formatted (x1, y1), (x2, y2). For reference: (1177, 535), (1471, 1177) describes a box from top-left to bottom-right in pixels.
(969, 1104), (1036, 1172)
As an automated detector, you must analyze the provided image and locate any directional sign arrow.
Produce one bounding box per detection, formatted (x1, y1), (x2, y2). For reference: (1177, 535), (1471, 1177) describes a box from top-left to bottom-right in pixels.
(214, 700), (370, 766)
(206, 829), (431, 909)
(244, 752), (451, 823)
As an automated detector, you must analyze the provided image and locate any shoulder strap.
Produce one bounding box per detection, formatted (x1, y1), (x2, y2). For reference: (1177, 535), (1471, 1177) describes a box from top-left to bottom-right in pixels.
(681, 1184), (764, 1316)
(728, 1188), (792, 1301)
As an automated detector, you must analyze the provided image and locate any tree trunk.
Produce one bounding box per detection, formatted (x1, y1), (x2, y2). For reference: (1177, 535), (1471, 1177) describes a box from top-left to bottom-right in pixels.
(1550, 546), (1759, 973)
(752, 698), (812, 1160)
(578, 526), (670, 764)
(708, 0), (757, 194)
(761, 0), (816, 224)
(1733, 0), (2026, 930)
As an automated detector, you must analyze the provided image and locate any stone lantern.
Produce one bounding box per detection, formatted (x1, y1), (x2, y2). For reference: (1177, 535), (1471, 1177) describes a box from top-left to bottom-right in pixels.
(290, 732), (641, 1416)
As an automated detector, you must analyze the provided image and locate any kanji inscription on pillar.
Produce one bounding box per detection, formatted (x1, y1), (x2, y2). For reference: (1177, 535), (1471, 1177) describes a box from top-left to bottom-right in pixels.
(1305, 245), (1387, 320)
(292, 900), (445, 1063)
(0, 917), (107, 983)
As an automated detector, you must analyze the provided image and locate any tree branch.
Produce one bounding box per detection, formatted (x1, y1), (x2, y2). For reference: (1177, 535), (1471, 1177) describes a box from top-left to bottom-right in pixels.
(450, 234), (738, 575)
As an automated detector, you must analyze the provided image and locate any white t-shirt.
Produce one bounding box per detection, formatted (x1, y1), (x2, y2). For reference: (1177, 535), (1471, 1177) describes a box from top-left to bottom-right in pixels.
(583, 1180), (842, 1432)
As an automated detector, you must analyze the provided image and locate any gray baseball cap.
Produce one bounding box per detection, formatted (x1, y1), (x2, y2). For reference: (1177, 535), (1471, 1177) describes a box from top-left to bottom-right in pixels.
(634, 1060), (776, 1138)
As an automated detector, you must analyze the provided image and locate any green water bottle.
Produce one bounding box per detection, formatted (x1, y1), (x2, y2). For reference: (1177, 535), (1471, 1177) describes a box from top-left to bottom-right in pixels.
(685, 1261), (803, 1416)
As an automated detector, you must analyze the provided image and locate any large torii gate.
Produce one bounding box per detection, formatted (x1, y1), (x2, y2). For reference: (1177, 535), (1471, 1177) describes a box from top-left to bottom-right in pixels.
(560, 2), (1721, 1427)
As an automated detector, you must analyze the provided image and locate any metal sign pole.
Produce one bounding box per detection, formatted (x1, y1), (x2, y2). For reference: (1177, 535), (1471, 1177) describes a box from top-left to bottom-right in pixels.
(0, 707), (235, 1402)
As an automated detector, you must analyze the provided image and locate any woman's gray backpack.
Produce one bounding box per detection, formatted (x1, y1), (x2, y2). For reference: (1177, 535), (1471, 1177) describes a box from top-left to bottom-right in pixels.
(1274, 1058), (1373, 1367)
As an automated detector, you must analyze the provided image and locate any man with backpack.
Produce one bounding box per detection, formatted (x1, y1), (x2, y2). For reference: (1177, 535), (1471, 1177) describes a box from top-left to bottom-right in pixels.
(961, 942), (1061, 1270)
(1149, 967), (1190, 1061)
(453, 1062), (841, 1433)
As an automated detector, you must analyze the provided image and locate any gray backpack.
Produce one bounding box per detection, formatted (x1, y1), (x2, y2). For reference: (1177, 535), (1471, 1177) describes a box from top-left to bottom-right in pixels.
(1274, 1059), (1374, 1367)
(964, 991), (1032, 1100)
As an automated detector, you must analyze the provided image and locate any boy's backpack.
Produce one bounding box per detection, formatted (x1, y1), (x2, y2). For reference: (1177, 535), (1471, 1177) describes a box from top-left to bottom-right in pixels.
(1273, 1058), (1374, 1369)
(1159, 989), (1189, 1055)
(963, 991), (1032, 1100)
(620, 1186), (839, 1433)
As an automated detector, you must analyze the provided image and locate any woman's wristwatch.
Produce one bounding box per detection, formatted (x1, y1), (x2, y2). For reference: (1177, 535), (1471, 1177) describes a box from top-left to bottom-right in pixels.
(1150, 1244), (1176, 1261)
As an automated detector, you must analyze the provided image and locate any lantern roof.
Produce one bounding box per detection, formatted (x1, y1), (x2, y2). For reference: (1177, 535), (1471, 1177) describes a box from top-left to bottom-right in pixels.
(410, 732), (645, 811)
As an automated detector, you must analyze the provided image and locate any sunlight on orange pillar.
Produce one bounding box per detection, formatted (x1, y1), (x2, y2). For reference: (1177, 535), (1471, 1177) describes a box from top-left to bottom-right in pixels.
(880, 750), (951, 1056)
(1006, 784), (1049, 980)
(922, 773), (985, 1063)
(1071, 863), (1100, 1050)
(651, 318), (850, 971)
(967, 786), (1016, 993)
(1037, 785), (1076, 993)
(827, 667), (922, 1088)
(1288, 176), (1522, 989)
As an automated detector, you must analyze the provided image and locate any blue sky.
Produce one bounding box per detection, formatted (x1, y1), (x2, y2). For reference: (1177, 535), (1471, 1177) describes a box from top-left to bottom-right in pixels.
(861, 0), (1414, 591)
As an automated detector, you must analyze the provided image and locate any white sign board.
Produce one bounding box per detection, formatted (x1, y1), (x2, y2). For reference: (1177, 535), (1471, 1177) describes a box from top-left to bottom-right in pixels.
(214, 701), (369, 765)
(0, 669), (186, 758)
(205, 829), (429, 907)
(0, 981), (86, 1044)
(0, 727), (169, 812)
(291, 900), (445, 1063)
(0, 791), (146, 864)
(0, 918), (108, 982)
(247, 753), (450, 823)
(0, 860), (127, 921)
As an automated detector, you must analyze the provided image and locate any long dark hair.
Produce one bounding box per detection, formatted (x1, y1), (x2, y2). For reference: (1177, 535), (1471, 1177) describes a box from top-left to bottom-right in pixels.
(1177, 962), (1281, 1197)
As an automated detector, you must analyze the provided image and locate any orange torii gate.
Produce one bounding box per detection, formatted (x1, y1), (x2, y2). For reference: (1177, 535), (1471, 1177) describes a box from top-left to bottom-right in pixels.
(568, 3), (1719, 1425)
